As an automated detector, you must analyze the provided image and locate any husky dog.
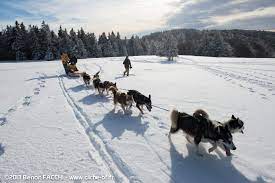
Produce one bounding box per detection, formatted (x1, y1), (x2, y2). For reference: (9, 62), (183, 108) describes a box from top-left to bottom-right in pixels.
(193, 109), (244, 156)
(109, 86), (133, 114)
(102, 81), (117, 95)
(92, 71), (100, 88)
(81, 72), (91, 86)
(127, 90), (152, 114)
(169, 109), (236, 156)
(92, 71), (105, 95)
(193, 109), (244, 134)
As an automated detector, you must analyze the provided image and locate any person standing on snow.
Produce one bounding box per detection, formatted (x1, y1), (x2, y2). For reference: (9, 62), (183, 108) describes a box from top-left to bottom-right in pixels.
(123, 56), (132, 76)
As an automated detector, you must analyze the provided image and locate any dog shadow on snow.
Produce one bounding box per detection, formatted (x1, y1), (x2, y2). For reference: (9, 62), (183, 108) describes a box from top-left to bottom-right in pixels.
(94, 110), (149, 139)
(26, 74), (71, 81)
(168, 137), (267, 183)
(114, 74), (136, 80)
(68, 84), (90, 93)
(78, 93), (110, 105)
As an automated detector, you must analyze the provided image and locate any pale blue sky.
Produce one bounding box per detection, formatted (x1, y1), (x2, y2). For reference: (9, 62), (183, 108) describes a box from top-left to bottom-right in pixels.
(0, 0), (275, 37)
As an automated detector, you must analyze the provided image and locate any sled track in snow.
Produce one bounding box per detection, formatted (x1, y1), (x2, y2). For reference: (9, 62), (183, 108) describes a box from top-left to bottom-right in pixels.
(180, 57), (275, 97)
(202, 66), (274, 89)
(80, 62), (179, 182)
(58, 75), (142, 183)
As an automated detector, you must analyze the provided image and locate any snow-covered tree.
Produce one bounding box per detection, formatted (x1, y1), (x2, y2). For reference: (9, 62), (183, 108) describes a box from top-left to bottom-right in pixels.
(12, 21), (27, 60)
(1, 21), (275, 61)
(159, 33), (178, 61)
(28, 26), (42, 60)
(98, 32), (114, 57)
(69, 28), (87, 58)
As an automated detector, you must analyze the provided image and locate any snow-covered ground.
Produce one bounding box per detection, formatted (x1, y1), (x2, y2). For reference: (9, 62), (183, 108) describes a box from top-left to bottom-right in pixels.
(0, 55), (275, 183)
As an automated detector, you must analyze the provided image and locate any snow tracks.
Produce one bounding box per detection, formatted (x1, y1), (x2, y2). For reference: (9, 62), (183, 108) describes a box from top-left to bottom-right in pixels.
(58, 75), (141, 183)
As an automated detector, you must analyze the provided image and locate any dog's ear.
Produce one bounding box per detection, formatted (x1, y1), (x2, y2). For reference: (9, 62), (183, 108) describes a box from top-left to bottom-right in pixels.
(149, 94), (151, 99)
(231, 115), (236, 119)
(114, 83), (117, 86)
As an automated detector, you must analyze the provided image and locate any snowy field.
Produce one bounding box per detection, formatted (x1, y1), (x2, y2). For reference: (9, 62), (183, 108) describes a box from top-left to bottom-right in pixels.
(0, 55), (275, 183)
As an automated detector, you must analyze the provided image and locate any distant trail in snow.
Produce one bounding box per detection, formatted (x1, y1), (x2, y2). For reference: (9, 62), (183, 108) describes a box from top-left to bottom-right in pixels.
(180, 56), (275, 99)
(58, 74), (142, 183)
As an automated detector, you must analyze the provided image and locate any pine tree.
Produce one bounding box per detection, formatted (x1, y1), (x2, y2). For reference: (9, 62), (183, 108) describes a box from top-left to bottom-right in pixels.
(12, 21), (27, 60)
(98, 32), (114, 57)
(58, 27), (73, 55)
(1, 21), (275, 61)
(50, 31), (60, 59)
(39, 21), (54, 60)
(28, 25), (42, 60)
(159, 32), (178, 61)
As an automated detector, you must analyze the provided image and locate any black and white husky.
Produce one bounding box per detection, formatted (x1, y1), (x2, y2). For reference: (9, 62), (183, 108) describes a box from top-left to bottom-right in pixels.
(92, 71), (105, 95)
(193, 109), (244, 156)
(127, 90), (152, 114)
(81, 72), (91, 86)
(193, 109), (244, 134)
(169, 109), (236, 156)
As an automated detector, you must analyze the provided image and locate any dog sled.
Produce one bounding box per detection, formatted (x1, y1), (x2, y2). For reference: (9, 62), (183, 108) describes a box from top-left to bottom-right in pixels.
(61, 53), (82, 77)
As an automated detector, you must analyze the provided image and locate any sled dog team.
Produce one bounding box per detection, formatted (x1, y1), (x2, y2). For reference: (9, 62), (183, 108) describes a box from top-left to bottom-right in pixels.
(62, 54), (245, 157)
(89, 71), (152, 115)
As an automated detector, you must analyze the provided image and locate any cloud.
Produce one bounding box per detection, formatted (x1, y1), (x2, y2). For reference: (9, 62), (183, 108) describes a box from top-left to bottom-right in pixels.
(209, 6), (275, 26)
(0, 0), (182, 37)
(166, 0), (275, 30)
(1, 0), (274, 36)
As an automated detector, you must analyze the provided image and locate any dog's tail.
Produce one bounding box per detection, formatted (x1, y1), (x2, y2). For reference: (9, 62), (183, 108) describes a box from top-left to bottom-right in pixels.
(93, 71), (100, 78)
(193, 109), (209, 119)
(170, 109), (179, 129)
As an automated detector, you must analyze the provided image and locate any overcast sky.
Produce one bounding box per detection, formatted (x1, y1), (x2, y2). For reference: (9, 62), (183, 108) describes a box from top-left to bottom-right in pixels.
(0, 0), (275, 37)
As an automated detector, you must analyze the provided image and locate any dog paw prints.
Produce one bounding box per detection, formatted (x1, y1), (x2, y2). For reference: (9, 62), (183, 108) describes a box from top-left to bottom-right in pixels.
(38, 78), (46, 88)
(260, 93), (268, 100)
(0, 117), (7, 126)
(23, 96), (32, 106)
(158, 121), (168, 130)
(239, 84), (244, 88)
(0, 143), (5, 156)
(34, 88), (40, 95)
(33, 73), (47, 95)
(248, 87), (255, 93)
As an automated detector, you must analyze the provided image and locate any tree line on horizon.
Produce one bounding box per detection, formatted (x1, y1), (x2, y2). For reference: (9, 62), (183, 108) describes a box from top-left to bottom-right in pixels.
(0, 21), (274, 61)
